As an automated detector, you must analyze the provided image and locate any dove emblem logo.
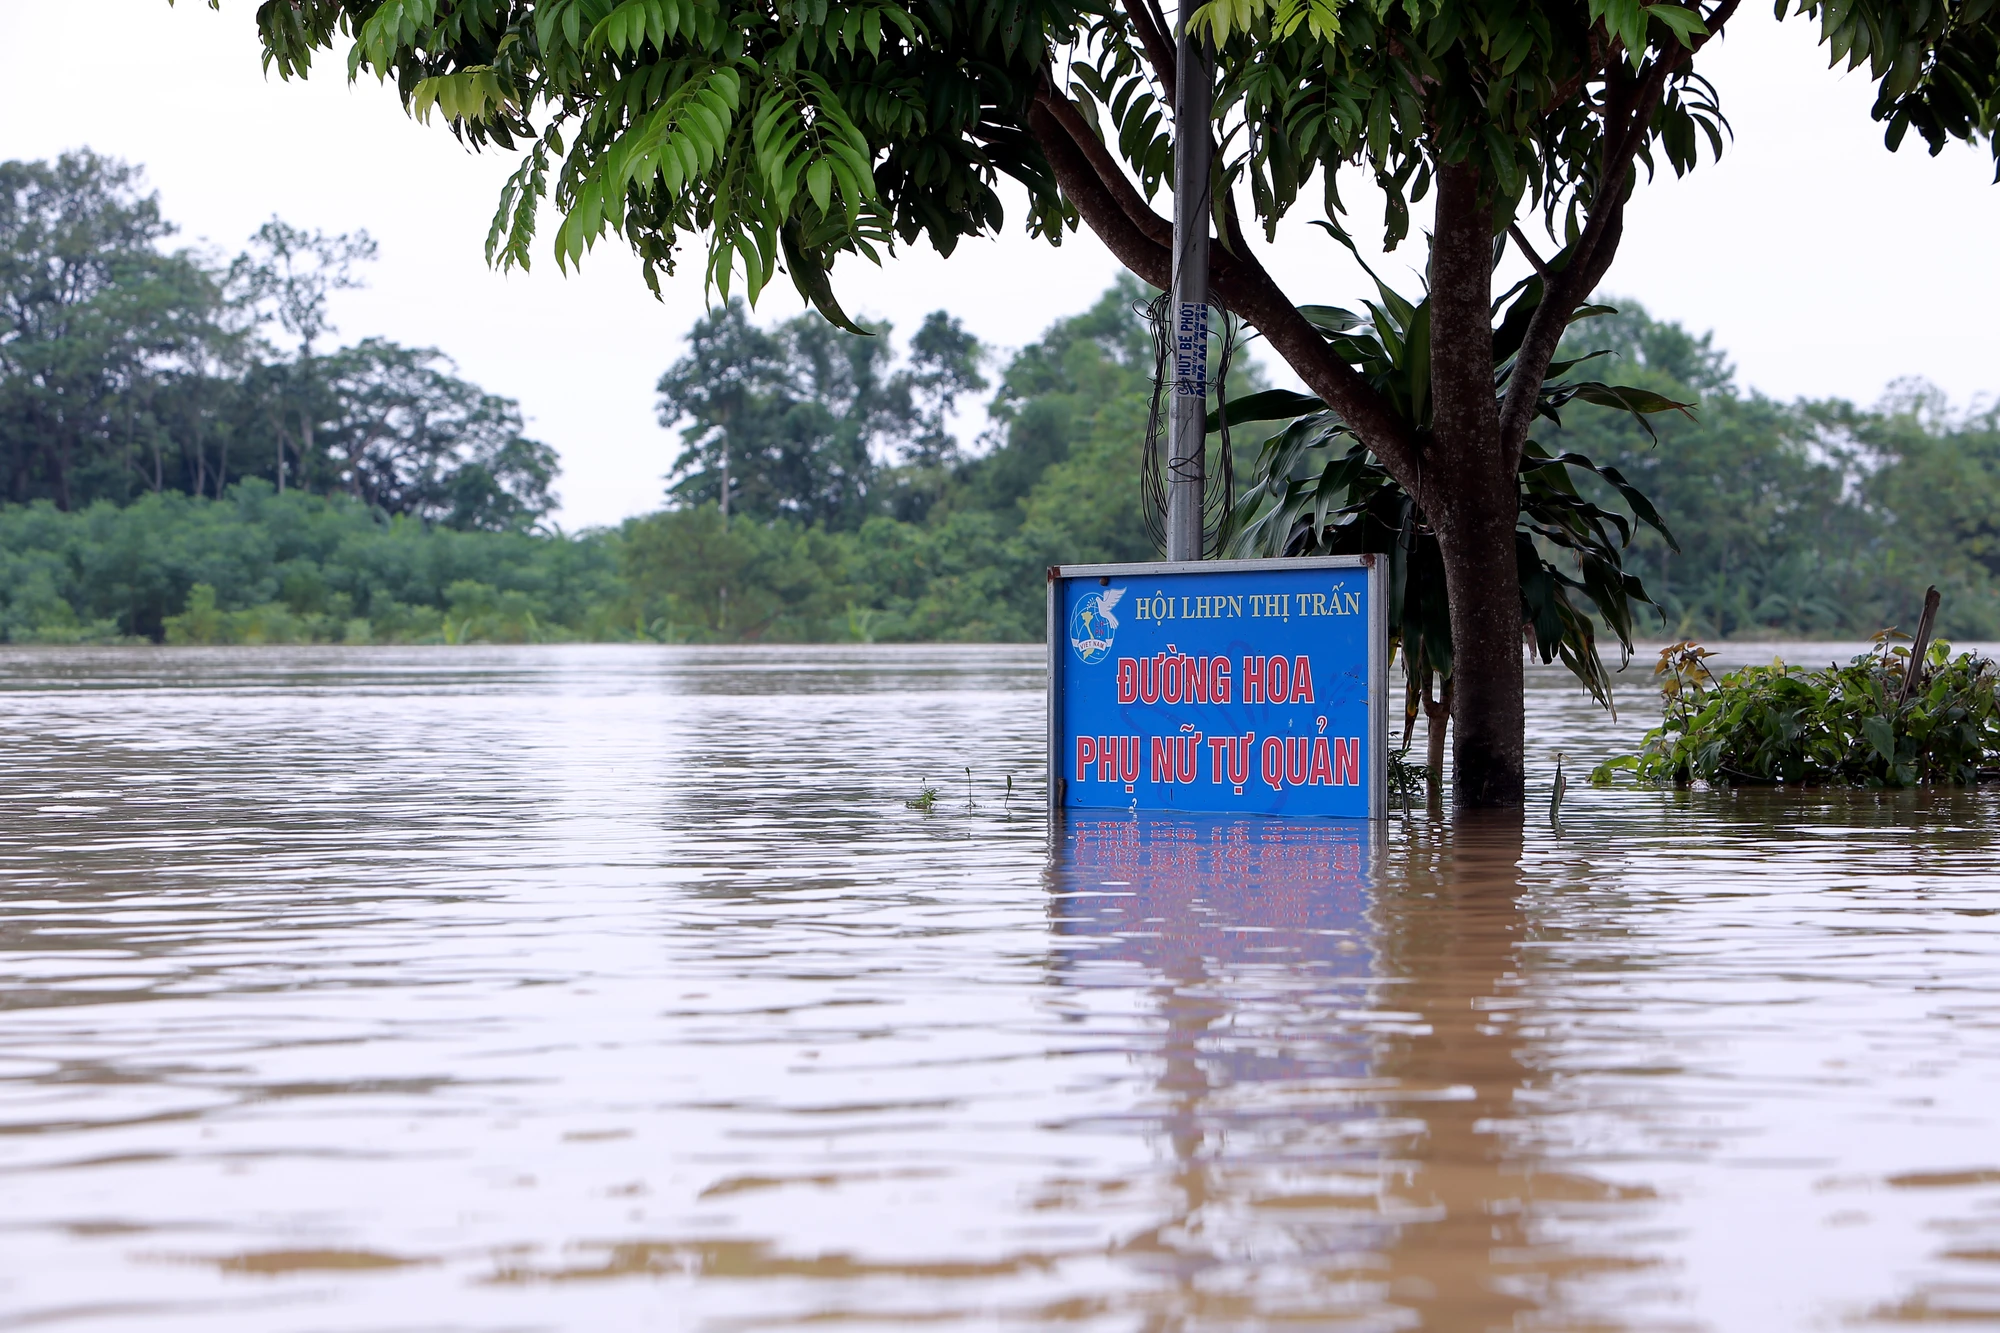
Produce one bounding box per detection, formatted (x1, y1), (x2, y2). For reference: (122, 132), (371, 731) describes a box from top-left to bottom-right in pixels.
(1068, 587), (1124, 664)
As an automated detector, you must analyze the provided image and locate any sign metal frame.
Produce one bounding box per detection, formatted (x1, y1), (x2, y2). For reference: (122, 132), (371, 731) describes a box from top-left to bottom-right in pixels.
(1047, 554), (1389, 822)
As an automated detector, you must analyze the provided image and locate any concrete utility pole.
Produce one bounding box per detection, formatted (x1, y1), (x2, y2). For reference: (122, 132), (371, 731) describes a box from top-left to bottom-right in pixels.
(1164, 14), (1213, 563)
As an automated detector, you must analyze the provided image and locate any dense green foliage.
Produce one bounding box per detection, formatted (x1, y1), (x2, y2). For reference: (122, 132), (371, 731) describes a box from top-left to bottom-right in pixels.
(0, 147), (1991, 653)
(213, 0), (1998, 328)
(656, 299), (982, 527)
(1548, 304), (2000, 640)
(0, 481), (622, 644)
(1, 151), (556, 528)
(6, 274), (2000, 648)
(619, 277), (1171, 640)
(1593, 639), (2000, 788)
(0, 280), (1170, 644)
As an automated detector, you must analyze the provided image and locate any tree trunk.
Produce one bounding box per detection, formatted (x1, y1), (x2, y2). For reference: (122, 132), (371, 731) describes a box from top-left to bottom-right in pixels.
(1434, 498), (1524, 805)
(1427, 162), (1525, 808)
(50, 436), (72, 512)
(1424, 673), (1452, 809)
(290, 350), (316, 496)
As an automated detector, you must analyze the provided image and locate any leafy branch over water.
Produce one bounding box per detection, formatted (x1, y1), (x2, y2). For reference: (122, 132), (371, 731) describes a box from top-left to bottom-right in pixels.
(1593, 637), (2000, 789)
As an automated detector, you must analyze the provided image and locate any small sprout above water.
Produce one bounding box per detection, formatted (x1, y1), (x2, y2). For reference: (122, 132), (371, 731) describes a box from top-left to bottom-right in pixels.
(906, 780), (940, 812)
(1386, 746), (1427, 810)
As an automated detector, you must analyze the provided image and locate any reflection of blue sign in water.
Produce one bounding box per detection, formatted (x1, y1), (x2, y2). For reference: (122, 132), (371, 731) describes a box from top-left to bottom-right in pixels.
(1051, 814), (1375, 972)
(1048, 557), (1386, 819)
(1049, 814), (1378, 1084)
(1047, 816), (1387, 1257)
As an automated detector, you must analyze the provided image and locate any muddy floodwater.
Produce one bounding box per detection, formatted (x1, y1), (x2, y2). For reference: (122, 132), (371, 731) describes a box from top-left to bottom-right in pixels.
(4, 644), (2000, 1331)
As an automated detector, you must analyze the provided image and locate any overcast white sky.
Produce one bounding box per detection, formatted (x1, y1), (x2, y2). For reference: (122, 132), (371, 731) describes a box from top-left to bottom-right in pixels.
(3, 1), (1996, 528)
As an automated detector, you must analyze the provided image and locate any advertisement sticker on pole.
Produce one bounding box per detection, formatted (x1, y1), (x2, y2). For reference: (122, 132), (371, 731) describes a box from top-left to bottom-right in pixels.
(1047, 555), (1389, 821)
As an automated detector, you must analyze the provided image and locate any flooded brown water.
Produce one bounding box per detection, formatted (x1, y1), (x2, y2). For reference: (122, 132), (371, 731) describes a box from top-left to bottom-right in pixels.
(3, 643), (1999, 1331)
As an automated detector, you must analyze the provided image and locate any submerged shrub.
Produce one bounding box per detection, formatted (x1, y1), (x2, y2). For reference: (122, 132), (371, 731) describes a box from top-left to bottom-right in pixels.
(1593, 638), (2000, 789)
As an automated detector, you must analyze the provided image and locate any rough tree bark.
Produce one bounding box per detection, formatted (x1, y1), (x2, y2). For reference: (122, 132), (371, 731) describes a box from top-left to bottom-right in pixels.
(1426, 161), (1523, 806)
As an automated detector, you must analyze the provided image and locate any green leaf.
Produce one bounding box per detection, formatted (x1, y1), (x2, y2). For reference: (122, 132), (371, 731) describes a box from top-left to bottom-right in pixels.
(1645, 3), (1710, 44)
(1206, 389), (1327, 432)
(1567, 381), (1696, 416)
(1863, 714), (1897, 765)
(780, 222), (872, 335)
(1299, 304), (1367, 334)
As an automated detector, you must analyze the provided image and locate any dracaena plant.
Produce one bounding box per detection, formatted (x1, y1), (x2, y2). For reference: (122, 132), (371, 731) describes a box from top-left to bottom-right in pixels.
(192, 0), (2000, 808)
(1219, 275), (1685, 730)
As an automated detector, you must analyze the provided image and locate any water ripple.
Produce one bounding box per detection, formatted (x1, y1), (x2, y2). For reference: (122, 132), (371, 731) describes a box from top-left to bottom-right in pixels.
(2, 644), (1998, 1330)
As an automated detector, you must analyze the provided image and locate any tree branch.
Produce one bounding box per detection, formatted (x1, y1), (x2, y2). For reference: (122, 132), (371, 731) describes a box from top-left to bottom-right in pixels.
(1026, 96), (1173, 289)
(1507, 223), (1551, 280)
(1211, 257), (1419, 486)
(1203, 154), (1415, 480)
(1118, 0), (1177, 103)
(1025, 83), (1416, 483)
(1033, 84), (1174, 250)
(1496, 0), (1740, 459)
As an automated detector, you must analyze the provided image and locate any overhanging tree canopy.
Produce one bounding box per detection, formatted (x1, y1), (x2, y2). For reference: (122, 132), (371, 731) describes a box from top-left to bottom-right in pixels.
(199, 0), (2000, 805)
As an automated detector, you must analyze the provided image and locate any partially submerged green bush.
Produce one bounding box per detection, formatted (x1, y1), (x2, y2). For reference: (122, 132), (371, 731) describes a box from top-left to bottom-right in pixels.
(1592, 638), (2000, 789)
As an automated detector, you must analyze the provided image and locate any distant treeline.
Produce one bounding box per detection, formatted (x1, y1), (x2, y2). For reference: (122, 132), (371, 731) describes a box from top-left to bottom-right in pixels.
(1, 151), (554, 529)
(1550, 309), (2000, 640)
(4, 151), (1998, 645)
(1, 484), (618, 645)
(0, 273), (1174, 644)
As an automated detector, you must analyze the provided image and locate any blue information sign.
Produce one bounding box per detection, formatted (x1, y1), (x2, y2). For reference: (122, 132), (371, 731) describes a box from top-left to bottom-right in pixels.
(1048, 556), (1387, 820)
